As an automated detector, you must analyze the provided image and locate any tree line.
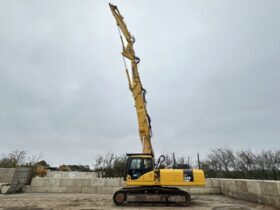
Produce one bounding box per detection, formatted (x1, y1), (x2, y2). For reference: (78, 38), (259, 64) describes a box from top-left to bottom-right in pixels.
(0, 150), (91, 172)
(0, 150), (40, 168)
(93, 148), (280, 180)
(201, 148), (280, 180)
(1, 148), (279, 180)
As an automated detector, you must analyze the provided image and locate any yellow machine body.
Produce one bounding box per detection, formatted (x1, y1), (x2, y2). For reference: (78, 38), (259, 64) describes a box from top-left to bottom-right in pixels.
(124, 154), (205, 187)
(126, 169), (205, 186)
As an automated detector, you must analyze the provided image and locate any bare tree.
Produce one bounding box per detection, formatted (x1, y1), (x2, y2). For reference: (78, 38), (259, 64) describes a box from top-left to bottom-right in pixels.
(202, 148), (280, 180)
(236, 150), (256, 171)
(93, 153), (126, 178)
(26, 154), (42, 166)
(0, 150), (44, 168)
(0, 150), (27, 168)
(206, 148), (235, 173)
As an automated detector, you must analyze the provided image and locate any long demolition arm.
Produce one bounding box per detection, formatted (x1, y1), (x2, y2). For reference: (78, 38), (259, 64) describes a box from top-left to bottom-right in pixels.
(109, 3), (153, 155)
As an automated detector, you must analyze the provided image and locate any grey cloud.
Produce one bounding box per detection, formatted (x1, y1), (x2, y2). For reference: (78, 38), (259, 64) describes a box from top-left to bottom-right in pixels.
(0, 0), (279, 165)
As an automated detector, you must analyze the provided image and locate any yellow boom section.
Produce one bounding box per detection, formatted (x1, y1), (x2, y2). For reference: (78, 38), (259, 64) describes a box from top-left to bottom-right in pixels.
(109, 3), (153, 155)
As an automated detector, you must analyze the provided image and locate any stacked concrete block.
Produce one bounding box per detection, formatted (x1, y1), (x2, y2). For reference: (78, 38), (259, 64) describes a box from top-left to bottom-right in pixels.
(259, 181), (280, 207)
(0, 184), (10, 194)
(179, 178), (221, 195)
(60, 178), (75, 187)
(0, 168), (15, 194)
(87, 178), (121, 194)
(82, 186), (97, 194)
(105, 178), (122, 187)
(260, 181), (279, 196)
(45, 178), (61, 187)
(0, 168), (15, 183)
(247, 179), (262, 196)
(25, 177), (222, 195)
(220, 179), (236, 195)
(23, 172), (280, 209)
(31, 177), (47, 187)
(24, 176), (123, 194)
(219, 179), (280, 209)
(210, 178), (221, 188)
(90, 178), (105, 186)
(0, 167), (33, 194)
(0, 183), (9, 194)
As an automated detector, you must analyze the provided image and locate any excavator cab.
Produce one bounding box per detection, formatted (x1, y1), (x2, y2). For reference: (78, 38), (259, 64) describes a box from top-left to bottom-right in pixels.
(125, 154), (154, 180)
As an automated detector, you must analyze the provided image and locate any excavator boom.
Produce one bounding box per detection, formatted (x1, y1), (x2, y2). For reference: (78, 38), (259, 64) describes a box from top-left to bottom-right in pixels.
(109, 3), (153, 155)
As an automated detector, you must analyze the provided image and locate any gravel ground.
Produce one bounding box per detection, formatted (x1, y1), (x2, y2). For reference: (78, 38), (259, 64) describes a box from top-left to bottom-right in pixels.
(0, 193), (277, 210)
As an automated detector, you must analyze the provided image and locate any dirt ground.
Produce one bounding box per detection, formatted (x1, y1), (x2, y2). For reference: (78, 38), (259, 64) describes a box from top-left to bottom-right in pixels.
(0, 193), (277, 210)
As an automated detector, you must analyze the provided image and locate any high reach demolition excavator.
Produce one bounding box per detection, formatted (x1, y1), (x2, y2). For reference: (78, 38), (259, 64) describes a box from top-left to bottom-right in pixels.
(109, 3), (205, 206)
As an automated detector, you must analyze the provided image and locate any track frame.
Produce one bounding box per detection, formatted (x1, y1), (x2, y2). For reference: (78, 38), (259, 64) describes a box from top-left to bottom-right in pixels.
(113, 186), (191, 206)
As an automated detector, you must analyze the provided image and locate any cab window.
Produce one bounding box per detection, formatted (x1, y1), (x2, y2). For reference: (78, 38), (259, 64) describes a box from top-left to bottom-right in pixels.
(130, 158), (142, 169)
(128, 158), (153, 180)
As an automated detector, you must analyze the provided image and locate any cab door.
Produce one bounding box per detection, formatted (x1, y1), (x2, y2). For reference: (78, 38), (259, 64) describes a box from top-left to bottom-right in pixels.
(126, 157), (155, 186)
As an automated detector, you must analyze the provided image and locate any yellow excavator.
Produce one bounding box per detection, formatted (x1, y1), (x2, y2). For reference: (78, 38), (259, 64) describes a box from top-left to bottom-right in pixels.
(109, 3), (205, 205)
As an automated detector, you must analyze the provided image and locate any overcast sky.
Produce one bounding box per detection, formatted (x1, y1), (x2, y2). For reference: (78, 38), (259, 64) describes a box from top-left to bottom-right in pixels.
(0, 0), (279, 167)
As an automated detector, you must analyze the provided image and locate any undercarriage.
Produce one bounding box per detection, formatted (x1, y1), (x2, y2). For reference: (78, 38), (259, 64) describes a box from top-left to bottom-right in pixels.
(113, 186), (191, 206)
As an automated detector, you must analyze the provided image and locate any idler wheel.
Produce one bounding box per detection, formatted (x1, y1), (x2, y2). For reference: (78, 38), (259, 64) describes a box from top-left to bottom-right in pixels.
(113, 191), (127, 205)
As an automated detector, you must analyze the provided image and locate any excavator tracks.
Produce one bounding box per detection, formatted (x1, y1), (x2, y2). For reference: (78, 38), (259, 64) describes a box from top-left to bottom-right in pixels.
(113, 186), (191, 206)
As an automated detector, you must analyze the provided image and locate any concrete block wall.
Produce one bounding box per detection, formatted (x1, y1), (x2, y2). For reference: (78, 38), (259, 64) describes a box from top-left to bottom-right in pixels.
(23, 177), (123, 194)
(23, 176), (220, 195)
(22, 172), (280, 209)
(180, 178), (221, 194)
(220, 179), (280, 208)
